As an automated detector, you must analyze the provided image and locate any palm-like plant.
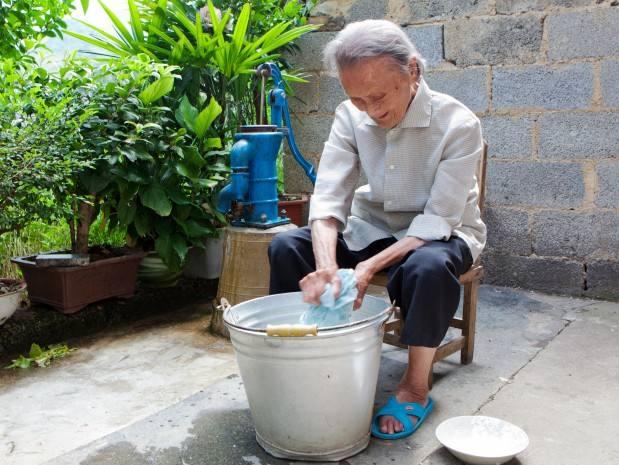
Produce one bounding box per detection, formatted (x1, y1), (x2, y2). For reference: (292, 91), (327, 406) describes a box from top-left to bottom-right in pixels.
(67, 0), (318, 139)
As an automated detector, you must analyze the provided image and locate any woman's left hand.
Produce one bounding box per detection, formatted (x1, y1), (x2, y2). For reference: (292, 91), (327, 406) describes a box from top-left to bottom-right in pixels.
(353, 261), (374, 310)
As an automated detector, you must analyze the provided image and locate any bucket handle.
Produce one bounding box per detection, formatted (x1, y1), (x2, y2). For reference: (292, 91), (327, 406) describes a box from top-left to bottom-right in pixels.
(266, 324), (318, 337)
(383, 300), (399, 329)
(219, 297), (240, 324)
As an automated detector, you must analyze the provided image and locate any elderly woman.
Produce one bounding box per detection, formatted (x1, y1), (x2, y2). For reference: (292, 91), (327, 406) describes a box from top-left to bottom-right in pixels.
(268, 20), (485, 439)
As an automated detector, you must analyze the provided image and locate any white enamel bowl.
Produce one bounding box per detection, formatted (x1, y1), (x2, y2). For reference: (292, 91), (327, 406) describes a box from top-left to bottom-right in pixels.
(435, 416), (529, 465)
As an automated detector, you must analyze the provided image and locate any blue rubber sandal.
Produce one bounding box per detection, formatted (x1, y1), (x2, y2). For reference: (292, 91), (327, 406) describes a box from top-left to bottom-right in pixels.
(370, 396), (434, 440)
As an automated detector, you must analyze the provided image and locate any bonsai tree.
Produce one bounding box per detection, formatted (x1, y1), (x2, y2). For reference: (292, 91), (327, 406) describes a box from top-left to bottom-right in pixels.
(0, 59), (96, 239)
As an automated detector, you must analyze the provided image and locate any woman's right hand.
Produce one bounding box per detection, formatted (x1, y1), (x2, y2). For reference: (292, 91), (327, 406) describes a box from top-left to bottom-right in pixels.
(299, 267), (341, 305)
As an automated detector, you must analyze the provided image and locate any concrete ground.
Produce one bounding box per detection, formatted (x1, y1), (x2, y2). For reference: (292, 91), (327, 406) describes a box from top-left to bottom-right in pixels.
(0, 285), (617, 465)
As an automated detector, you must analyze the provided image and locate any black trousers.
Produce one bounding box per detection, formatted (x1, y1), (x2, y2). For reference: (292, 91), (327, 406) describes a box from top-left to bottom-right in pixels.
(268, 226), (473, 348)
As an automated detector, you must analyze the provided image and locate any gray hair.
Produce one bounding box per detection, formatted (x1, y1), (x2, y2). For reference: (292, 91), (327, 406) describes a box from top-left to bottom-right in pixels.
(323, 20), (426, 77)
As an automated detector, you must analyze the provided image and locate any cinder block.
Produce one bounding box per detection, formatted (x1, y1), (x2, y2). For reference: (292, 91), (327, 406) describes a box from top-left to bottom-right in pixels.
(404, 0), (492, 22)
(285, 31), (337, 71)
(318, 75), (348, 113)
(585, 260), (619, 301)
(290, 74), (320, 113)
(483, 252), (584, 297)
(596, 161), (619, 209)
(445, 15), (542, 66)
(548, 8), (619, 60)
(425, 67), (489, 113)
(283, 151), (321, 194)
(601, 60), (619, 108)
(290, 114), (333, 158)
(539, 112), (619, 159)
(484, 207), (531, 255)
(404, 25), (443, 69)
(493, 64), (593, 110)
(486, 161), (584, 208)
(480, 115), (533, 159)
(532, 211), (619, 260)
(345, 0), (389, 23)
(496, 0), (594, 14)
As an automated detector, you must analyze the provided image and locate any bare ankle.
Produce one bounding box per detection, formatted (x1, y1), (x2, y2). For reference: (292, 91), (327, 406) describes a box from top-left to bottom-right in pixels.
(395, 384), (428, 405)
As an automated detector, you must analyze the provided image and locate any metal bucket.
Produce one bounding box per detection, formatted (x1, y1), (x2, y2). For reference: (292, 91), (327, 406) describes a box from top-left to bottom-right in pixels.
(223, 292), (392, 462)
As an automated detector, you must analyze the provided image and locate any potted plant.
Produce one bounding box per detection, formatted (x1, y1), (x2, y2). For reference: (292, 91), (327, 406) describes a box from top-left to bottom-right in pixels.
(275, 148), (311, 226)
(93, 62), (228, 287)
(3, 57), (180, 313)
(0, 57), (94, 314)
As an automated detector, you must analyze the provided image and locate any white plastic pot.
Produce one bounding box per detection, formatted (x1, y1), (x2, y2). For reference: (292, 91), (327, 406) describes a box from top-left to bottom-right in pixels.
(0, 279), (26, 325)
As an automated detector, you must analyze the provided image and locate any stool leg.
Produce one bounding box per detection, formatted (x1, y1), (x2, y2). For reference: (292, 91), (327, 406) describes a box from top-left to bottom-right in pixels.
(461, 280), (478, 364)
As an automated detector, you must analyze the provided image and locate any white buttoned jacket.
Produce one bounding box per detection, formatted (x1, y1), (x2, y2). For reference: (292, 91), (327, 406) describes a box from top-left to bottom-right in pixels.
(308, 77), (486, 261)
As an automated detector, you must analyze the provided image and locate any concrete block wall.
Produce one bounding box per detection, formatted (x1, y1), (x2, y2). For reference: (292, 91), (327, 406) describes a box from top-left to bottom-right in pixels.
(284, 0), (619, 300)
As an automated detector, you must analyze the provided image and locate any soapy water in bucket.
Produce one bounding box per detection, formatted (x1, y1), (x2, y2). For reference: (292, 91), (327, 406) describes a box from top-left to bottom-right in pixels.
(298, 269), (358, 327)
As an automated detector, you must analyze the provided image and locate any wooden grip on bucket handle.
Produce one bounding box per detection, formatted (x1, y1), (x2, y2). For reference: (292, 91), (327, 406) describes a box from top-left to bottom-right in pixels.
(266, 324), (318, 337)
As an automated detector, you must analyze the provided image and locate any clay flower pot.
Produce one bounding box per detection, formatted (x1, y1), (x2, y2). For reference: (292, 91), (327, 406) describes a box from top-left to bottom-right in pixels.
(11, 248), (144, 314)
(278, 194), (309, 226)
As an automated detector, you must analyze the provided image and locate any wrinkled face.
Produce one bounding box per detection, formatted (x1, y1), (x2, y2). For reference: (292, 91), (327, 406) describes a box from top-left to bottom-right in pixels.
(339, 56), (418, 129)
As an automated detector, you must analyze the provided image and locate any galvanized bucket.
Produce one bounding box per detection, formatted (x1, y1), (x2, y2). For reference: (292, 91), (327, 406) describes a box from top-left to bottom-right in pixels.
(223, 292), (392, 462)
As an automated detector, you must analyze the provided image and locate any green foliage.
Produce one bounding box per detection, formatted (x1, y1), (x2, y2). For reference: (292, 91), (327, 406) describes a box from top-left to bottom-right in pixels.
(5, 343), (76, 369)
(0, 0), (88, 62)
(0, 54), (223, 270)
(0, 58), (99, 237)
(84, 55), (227, 271)
(67, 0), (318, 139)
(0, 219), (126, 278)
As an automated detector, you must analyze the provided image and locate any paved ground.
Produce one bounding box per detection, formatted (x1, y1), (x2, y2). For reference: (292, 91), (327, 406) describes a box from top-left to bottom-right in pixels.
(1, 285), (617, 465)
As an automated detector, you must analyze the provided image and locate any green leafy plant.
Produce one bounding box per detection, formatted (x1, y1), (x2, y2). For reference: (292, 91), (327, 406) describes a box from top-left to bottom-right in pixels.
(83, 55), (228, 270)
(0, 219), (126, 278)
(1, 54), (222, 271)
(0, 58), (98, 240)
(5, 343), (76, 369)
(66, 0), (318, 139)
(0, 0), (89, 62)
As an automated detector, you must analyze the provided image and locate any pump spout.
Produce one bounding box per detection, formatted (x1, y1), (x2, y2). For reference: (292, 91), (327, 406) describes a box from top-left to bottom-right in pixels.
(216, 138), (252, 214)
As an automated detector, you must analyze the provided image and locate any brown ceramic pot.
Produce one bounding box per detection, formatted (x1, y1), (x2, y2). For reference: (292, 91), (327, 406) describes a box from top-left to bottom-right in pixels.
(11, 248), (144, 314)
(278, 194), (309, 227)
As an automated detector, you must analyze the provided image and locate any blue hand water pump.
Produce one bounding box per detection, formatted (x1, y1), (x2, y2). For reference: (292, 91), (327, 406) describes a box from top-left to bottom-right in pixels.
(216, 63), (317, 228)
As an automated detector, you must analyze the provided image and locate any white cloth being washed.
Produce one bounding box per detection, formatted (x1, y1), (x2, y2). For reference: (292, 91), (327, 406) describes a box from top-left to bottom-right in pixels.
(299, 269), (357, 327)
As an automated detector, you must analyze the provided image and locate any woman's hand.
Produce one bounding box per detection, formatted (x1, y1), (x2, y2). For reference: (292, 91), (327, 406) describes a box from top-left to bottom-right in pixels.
(300, 266), (341, 305)
(353, 261), (375, 310)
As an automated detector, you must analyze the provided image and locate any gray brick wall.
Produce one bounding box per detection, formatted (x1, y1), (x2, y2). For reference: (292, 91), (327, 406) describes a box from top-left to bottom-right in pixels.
(480, 116), (534, 159)
(601, 60), (619, 108)
(539, 112), (619, 159)
(493, 64), (593, 110)
(404, 0), (492, 22)
(486, 162), (585, 208)
(496, 1), (596, 14)
(547, 8), (619, 60)
(425, 68), (490, 113)
(532, 212), (619, 259)
(444, 15), (543, 66)
(404, 25), (444, 69)
(596, 161), (619, 209)
(286, 1), (619, 300)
